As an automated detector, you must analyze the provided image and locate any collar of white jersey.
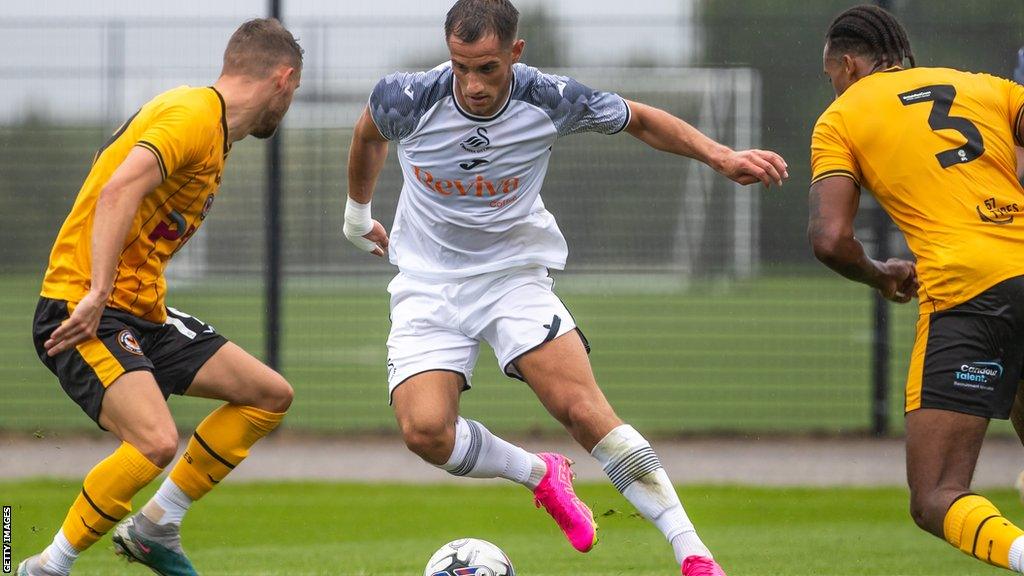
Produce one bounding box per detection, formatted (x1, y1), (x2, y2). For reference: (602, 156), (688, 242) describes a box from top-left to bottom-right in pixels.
(450, 64), (516, 122)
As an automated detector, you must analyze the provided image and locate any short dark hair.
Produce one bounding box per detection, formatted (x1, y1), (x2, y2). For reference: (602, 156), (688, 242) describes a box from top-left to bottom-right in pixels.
(826, 4), (916, 69)
(445, 0), (520, 47)
(222, 18), (303, 77)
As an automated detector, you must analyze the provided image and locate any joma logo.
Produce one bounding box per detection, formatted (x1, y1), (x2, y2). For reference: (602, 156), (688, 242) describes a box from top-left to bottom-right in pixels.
(459, 158), (490, 171)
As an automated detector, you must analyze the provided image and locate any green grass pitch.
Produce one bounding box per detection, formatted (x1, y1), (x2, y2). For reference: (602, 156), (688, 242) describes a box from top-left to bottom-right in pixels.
(5, 480), (1017, 575)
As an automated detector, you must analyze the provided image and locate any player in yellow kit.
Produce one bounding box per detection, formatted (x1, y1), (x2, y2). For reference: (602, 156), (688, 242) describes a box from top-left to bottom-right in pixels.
(809, 5), (1024, 572)
(19, 19), (302, 576)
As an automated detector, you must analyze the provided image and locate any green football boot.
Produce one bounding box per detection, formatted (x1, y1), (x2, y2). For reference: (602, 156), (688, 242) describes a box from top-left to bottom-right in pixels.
(112, 514), (198, 576)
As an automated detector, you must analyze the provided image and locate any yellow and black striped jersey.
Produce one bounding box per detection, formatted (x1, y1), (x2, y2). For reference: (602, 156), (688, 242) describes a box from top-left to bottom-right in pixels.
(41, 86), (229, 322)
(811, 67), (1024, 312)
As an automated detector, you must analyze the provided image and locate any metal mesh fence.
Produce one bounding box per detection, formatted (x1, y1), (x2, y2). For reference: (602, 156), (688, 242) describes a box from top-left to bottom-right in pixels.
(1, 1), (1021, 435)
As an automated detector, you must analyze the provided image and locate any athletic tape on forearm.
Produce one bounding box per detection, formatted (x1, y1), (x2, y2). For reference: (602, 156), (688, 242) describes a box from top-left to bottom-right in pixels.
(343, 196), (377, 252)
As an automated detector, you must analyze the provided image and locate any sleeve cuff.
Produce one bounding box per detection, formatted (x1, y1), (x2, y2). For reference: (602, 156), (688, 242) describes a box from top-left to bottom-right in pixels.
(609, 97), (631, 135)
(810, 169), (860, 187)
(135, 141), (168, 180)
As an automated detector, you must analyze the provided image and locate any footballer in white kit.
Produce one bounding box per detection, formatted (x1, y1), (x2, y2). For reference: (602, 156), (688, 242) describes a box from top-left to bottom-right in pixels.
(374, 57), (627, 394)
(344, 1), (788, 574)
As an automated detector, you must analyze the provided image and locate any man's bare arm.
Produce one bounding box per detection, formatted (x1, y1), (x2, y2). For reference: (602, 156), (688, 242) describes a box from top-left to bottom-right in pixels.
(623, 99), (788, 188)
(348, 107), (389, 204)
(343, 106), (391, 257)
(808, 175), (917, 303)
(45, 147), (163, 356)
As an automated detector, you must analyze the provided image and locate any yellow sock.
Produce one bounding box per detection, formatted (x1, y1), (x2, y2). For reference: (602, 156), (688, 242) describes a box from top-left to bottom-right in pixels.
(944, 494), (1024, 569)
(169, 404), (284, 500)
(60, 442), (162, 550)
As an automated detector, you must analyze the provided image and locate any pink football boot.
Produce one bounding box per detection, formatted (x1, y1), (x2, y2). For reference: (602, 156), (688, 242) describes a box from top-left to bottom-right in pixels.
(532, 452), (598, 552)
(681, 555), (727, 576)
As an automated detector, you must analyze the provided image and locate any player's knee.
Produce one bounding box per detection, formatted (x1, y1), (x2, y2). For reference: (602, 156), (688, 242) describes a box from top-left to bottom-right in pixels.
(399, 418), (454, 465)
(909, 497), (930, 531)
(265, 376), (294, 412)
(133, 429), (179, 468)
(908, 489), (945, 534)
(253, 372), (293, 412)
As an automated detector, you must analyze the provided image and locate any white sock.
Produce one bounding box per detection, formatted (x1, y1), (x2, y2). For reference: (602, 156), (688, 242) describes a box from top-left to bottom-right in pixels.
(40, 530), (78, 576)
(441, 417), (546, 490)
(591, 424), (711, 564)
(1009, 534), (1024, 573)
(142, 477), (193, 526)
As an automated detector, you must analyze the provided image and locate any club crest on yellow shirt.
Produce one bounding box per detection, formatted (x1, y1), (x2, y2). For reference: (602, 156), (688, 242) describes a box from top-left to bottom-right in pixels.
(201, 193), (215, 221)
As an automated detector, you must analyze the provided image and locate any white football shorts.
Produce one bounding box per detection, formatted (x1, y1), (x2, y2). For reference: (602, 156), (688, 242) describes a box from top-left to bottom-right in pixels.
(385, 265), (587, 402)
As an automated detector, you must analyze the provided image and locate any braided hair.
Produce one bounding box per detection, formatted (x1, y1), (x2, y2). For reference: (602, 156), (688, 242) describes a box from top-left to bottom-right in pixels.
(826, 4), (916, 70)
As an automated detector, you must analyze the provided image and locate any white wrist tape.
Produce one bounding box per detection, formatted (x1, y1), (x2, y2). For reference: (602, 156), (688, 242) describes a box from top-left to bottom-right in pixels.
(343, 197), (378, 252)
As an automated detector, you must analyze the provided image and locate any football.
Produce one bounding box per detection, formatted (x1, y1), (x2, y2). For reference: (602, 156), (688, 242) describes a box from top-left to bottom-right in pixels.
(424, 538), (515, 576)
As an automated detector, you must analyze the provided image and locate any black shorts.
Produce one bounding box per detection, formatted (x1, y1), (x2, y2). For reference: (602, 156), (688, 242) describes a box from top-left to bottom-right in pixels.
(32, 297), (228, 427)
(905, 276), (1024, 419)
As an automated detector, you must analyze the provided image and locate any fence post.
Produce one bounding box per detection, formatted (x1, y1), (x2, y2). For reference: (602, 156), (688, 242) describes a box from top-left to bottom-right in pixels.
(871, 206), (891, 436)
(265, 0), (283, 370)
(871, 0), (893, 437)
(104, 20), (125, 125)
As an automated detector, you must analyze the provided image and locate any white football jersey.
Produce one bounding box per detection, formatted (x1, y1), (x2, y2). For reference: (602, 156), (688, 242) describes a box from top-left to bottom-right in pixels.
(368, 62), (631, 279)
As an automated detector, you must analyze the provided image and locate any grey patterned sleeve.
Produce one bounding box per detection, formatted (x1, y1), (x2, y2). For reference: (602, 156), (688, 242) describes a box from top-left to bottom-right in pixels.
(523, 67), (631, 137)
(368, 67), (452, 141)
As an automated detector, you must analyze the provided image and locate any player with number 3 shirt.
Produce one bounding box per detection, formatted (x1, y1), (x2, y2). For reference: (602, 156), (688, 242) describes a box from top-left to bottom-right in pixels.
(809, 5), (1024, 573)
